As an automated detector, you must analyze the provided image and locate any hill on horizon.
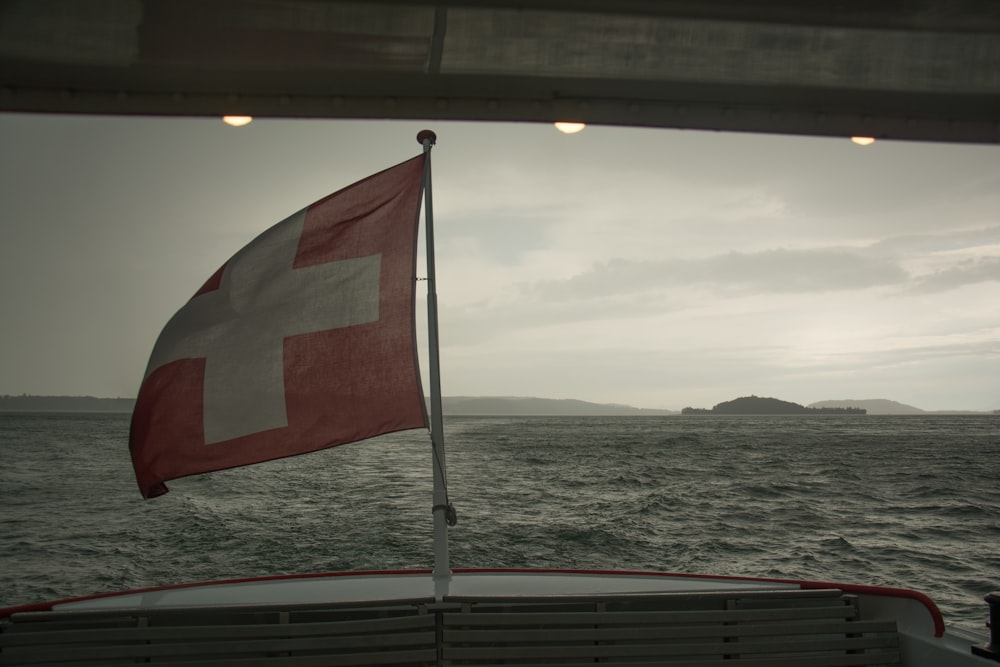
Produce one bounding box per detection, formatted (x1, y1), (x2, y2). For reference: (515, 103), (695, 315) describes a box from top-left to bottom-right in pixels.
(809, 398), (996, 415)
(808, 399), (925, 415)
(2, 394), (991, 416)
(0, 394), (136, 413)
(682, 395), (865, 415)
(441, 396), (677, 416)
(0, 394), (677, 416)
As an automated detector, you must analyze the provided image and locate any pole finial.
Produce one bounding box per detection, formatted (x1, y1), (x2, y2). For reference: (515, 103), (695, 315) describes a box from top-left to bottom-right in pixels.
(417, 129), (437, 146)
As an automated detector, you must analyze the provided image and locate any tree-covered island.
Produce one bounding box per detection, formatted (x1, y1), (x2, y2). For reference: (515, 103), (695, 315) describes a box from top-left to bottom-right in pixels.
(681, 395), (866, 415)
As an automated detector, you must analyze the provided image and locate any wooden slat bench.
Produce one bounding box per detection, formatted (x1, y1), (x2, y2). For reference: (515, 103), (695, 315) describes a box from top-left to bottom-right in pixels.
(1, 588), (901, 666)
(439, 588), (901, 666)
(0, 598), (438, 666)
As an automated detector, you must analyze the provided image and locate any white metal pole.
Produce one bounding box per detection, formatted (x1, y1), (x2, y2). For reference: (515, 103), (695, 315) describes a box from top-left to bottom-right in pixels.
(418, 129), (452, 601)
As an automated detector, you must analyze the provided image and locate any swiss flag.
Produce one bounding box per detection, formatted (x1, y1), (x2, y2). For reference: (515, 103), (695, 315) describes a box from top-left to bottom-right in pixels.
(130, 155), (428, 498)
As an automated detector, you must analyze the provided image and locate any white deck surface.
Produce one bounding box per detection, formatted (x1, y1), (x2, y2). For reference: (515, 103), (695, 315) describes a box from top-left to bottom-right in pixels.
(54, 570), (798, 611)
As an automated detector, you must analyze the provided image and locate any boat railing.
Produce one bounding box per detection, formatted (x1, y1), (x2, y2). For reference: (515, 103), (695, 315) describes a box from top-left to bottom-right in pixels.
(0, 587), (901, 666)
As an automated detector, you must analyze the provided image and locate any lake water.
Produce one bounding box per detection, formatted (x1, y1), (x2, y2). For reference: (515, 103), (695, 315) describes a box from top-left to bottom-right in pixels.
(1, 412), (997, 634)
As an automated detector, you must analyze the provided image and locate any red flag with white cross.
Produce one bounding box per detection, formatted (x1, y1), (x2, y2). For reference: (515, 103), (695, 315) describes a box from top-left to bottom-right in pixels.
(129, 155), (428, 498)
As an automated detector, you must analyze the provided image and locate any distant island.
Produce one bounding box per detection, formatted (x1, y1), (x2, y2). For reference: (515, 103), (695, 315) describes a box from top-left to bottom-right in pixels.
(808, 399), (921, 415)
(807, 399), (996, 415)
(682, 396), (866, 415)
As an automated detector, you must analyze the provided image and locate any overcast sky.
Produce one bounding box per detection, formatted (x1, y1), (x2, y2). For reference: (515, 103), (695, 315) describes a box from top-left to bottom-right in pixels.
(1, 113), (997, 411)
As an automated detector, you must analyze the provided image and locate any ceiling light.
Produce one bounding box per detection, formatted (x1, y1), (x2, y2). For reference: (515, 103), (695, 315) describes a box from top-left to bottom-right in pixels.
(223, 116), (253, 127)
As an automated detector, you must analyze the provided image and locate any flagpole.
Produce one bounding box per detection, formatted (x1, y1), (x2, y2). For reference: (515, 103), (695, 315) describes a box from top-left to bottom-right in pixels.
(418, 129), (452, 601)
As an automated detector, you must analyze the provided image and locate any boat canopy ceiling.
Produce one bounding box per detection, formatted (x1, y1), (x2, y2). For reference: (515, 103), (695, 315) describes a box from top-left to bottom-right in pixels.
(2, 0), (999, 143)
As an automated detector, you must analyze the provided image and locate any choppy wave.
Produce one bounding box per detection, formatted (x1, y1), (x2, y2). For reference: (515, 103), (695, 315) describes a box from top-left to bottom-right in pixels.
(1, 412), (997, 633)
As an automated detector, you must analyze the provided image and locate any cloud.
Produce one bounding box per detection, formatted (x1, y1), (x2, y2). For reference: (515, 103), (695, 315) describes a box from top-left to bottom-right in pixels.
(526, 247), (907, 301)
(910, 256), (1000, 293)
(863, 225), (1000, 293)
(873, 224), (1000, 256)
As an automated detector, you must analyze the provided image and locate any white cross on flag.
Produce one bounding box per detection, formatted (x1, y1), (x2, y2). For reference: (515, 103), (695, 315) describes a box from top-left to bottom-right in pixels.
(130, 155), (428, 498)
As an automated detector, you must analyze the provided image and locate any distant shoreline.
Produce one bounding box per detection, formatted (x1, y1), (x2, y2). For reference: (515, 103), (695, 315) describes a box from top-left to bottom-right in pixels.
(0, 395), (135, 413)
(0, 394), (995, 416)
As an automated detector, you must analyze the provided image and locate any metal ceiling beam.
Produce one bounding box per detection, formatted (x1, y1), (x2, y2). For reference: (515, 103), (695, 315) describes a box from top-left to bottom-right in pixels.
(1, 0), (998, 143)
